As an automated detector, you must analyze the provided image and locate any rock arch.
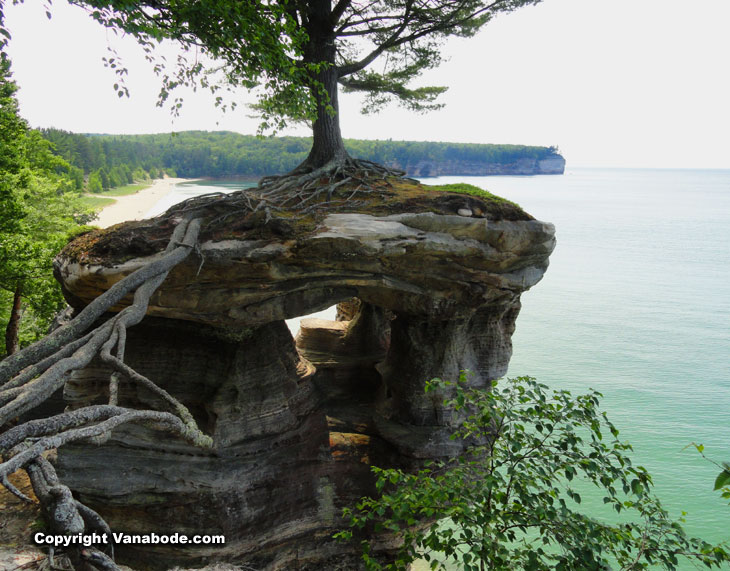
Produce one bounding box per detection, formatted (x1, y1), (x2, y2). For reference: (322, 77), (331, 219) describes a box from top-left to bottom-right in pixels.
(50, 186), (555, 568)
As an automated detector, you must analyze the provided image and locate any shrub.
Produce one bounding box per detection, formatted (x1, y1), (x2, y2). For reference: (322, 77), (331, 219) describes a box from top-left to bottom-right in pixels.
(337, 374), (730, 570)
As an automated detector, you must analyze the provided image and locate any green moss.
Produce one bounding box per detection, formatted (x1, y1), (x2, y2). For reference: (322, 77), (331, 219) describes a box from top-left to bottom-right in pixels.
(60, 226), (108, 262)
(427, 182), (521, 208)
(209, 326), (256, 343)
(63, 225), (98, 244)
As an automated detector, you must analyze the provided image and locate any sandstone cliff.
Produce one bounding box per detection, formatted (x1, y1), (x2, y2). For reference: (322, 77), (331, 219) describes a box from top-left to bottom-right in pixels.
(388, 155), (566, 177)
(51, 179), (555, 569)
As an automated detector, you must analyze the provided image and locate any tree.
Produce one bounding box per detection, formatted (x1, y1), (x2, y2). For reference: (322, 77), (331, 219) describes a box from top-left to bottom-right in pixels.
(0, 212), (212, 570)
(337, 375), (730, 570)
(0, 69), (246, 564)
(0, 171), (90, 355)
(0, 54), (92, 356)
(0, 52), (25, 234)
(87, 169), (103, 193)
(37, 129), (561, 179)
(108, 165), (125, 188)
(132, 166), (148, 181)
(98, 166), (110, 189)
(30, 0), (544, 188)
(0, 50), (29, 355)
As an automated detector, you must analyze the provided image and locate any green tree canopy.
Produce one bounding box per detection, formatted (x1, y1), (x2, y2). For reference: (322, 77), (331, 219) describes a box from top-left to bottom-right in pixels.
(40, 128), (562, 178)
(2, 0), (544, 175)
(0, 52), (25, 234)
(0, 51), (91, 355)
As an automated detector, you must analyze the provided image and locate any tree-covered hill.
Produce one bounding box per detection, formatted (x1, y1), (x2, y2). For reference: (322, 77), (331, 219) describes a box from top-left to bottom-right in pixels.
(1, 57), (91, 357)
(41, 129), (564, 180)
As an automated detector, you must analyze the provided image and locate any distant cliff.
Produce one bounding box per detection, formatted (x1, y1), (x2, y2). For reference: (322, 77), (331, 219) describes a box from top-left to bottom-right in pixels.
(388, 155), (566, 177)
(41, 129), (566, 179)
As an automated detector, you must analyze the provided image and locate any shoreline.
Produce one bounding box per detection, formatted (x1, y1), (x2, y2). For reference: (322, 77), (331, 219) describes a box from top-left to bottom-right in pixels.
(93, 177), (190, 228)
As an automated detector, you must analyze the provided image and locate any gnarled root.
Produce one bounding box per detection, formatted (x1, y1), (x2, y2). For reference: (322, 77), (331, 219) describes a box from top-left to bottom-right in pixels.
(27, 455), (119, 570)
(256, 156), (406, 211)
(162, 157), (407, 235)
(0, 216), (210, 570)
(0, 217), (201, 391)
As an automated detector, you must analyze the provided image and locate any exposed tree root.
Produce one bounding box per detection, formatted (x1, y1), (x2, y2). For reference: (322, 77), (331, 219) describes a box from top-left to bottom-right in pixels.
(165, 156), (409, 228)
(0, 216), (209, 570)
(256, 156), (406, 210)
(27, 456), (118, 570)
(0, 217), (201, 388)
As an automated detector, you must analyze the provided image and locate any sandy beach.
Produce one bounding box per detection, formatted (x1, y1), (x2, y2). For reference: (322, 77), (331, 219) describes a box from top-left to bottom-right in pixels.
(93, 177), (189, 228)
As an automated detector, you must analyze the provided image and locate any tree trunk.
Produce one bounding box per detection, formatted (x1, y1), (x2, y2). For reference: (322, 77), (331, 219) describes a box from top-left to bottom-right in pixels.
(305, 66), (348, 168)
(301, 0), (349, 170)
(5, 283), (23, 356)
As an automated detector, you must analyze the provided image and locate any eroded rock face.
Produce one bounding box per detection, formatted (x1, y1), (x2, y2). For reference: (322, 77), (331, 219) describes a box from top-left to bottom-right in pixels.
(387, 155), (566, 177)
(59, 319), (336, 569)
(56, 212), (554, 327)
(53, 185), (555, 569)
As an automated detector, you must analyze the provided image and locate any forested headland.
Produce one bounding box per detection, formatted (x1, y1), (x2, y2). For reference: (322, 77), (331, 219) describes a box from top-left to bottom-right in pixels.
(41, 129), (565, 186)
(3, 0), (729, 566)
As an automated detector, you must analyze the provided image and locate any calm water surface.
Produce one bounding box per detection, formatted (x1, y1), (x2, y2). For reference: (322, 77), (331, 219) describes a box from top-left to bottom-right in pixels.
(152, 169), (730, 562)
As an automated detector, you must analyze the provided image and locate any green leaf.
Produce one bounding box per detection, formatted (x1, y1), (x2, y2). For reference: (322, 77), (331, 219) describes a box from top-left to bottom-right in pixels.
(713, 469), (730, 491)
(630, 479), (642, 495)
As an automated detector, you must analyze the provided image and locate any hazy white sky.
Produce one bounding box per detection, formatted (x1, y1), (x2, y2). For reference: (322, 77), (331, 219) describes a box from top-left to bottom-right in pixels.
(5, 0), (730, 168)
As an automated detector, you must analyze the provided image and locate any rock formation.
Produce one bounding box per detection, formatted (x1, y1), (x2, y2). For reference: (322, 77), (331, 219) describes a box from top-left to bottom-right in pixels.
(387, 155), (566, 177)
(52, 180), (555, 569)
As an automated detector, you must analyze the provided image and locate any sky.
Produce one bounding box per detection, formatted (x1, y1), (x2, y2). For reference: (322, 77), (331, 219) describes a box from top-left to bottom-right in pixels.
(4, 0), (730, 169)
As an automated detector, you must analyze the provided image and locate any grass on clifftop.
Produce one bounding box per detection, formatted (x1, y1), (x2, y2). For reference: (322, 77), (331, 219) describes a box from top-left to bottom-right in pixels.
(64, 176), (532, 266)
(427, 182), (521, 209)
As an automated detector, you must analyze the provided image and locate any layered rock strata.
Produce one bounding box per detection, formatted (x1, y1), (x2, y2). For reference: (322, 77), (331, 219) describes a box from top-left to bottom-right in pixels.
(53, 183), (555, 569)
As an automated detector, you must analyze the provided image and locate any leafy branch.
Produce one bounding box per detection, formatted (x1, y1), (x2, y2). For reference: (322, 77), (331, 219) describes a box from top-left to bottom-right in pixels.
(337, 374), (730, 570)
(687, 442), (730, 505)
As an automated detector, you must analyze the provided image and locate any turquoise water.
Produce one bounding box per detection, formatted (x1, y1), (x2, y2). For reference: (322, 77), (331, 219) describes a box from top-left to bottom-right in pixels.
(424, 168), (730, 556)
(161, 169), (730, 562)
